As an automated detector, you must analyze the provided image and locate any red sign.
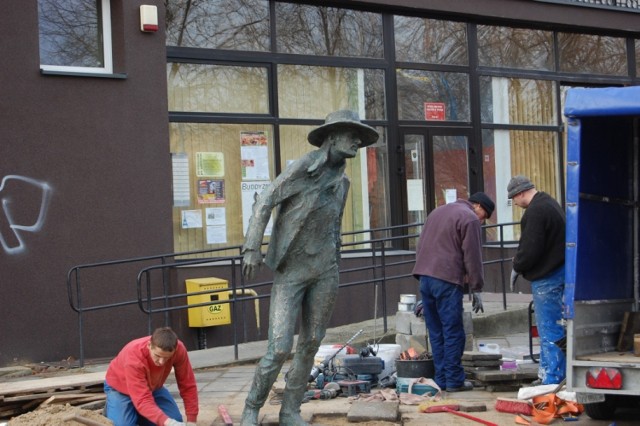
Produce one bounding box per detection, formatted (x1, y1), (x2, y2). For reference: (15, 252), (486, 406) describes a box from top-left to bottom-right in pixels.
(424, 102), (446, 121)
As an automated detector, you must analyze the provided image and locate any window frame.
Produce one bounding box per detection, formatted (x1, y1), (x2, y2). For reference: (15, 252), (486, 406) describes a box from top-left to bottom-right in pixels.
(39, 0), (114, 75)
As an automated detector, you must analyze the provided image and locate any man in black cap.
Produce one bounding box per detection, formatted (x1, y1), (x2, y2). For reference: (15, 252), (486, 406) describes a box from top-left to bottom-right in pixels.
(412, 191), (495, 392)
(508, 175), (566, 385)
(240, 110), (379, 425)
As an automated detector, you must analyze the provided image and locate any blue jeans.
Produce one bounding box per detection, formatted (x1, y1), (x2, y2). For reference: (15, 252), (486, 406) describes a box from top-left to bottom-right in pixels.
(104, 381), (182, 426)
(531, 265), (566, 385)
(419, 275), (465, 390)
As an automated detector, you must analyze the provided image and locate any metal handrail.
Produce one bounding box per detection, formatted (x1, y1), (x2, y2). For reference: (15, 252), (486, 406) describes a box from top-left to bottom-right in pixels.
(67, 221), (519, 366)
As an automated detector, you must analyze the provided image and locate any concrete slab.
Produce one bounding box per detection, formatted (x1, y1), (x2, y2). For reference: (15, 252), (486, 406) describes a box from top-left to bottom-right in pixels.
(347, 400), (399, 422)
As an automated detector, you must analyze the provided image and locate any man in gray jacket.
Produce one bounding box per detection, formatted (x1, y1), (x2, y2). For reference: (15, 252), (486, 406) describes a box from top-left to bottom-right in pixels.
(412, 192), (494, 392)
(240, 110), (378, 426)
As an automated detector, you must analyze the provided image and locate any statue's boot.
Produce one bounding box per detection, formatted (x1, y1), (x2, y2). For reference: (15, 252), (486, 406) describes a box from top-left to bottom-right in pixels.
(240, 405), (259, 426)
(279, 388), (308, 426)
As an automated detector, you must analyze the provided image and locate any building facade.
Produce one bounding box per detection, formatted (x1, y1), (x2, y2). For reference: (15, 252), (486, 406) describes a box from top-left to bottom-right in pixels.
(0, 0), (638, 365)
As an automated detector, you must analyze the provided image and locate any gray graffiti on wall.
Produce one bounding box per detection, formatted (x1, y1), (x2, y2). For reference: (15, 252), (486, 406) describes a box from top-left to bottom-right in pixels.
(0, 175), (52, 255)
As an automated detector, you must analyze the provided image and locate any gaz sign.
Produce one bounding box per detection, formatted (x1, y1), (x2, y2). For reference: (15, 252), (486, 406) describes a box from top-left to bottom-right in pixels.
(185, 277), (232, 327)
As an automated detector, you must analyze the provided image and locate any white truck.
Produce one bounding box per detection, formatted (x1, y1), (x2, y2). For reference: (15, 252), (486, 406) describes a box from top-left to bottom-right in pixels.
(564, 85), (640, 419)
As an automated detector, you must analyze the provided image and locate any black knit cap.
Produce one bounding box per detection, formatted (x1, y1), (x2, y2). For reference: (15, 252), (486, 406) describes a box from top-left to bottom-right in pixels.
(468, 192), (495, 219)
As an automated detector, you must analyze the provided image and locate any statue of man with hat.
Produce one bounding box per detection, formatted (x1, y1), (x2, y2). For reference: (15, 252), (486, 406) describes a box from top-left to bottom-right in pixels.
(240, 110), (379, 425)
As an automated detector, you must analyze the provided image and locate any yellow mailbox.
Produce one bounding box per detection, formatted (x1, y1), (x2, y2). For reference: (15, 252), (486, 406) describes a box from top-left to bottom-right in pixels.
(185, 277), (231, 327)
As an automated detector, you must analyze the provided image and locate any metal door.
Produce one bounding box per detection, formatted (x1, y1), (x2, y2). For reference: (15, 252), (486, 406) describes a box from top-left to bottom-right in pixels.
(401, 127), (472, 226)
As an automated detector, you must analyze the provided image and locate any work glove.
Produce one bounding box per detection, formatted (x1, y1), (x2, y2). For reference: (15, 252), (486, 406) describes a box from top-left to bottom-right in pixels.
(471, 292), (484, 314)
(164, 419), (185, 426)
(510, 269), (520, 293)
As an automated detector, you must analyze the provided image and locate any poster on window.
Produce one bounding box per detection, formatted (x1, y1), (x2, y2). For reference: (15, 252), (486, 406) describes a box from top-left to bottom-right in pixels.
(240, 131), (270, 180)
(171, 153), (190, 207)
(241, 181), (272, 236)
(197, 179), (225, 204)
(195, 152), (225, 177)
(181, 210), (203, 229)
(424, 102), (446, 121)
(204, 207), (227, 244)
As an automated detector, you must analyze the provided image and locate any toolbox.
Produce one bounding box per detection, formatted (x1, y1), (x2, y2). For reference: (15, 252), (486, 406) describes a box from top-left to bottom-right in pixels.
(333, 354), (383, 376)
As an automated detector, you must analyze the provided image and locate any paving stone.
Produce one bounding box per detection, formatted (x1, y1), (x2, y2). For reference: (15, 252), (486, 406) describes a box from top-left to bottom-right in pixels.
(462, 351), (502, 361)
(347, 400), (399, 422)
(395, 311), (413, 335)
(462, 359), (502, 367)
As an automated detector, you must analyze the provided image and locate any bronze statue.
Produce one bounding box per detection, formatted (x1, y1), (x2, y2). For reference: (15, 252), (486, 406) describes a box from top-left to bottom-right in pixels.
(240, 110), (379, 425)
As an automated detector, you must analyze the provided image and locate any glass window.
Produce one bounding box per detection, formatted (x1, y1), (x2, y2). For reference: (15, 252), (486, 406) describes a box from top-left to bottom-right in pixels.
(165, 0), (269, 51)
(394, 16), (468, 65)
(558, 33), (627, 75)
(168, 63), (269, 114)
(38, 0), (112, 73)
(482, 129), (560, 239)
(480, 77), (556, 125)
(397, 70), (470, 122)
(279, 125), (390, 244)
(277, 65), (386, 120)
(276, 3), (383, 58)
(169, 123), (275, 255)
(478, 25), (554, 71)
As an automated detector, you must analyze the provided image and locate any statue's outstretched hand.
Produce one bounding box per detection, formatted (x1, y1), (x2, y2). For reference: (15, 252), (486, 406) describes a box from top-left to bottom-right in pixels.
(242, 249), (263, 280)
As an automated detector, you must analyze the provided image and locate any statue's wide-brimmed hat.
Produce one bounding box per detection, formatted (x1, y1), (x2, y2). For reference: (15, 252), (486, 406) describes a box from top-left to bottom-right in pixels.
(308, 110), (379, 148)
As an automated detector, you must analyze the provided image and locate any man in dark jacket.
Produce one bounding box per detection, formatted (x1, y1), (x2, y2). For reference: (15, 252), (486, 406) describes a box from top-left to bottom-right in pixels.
(509, 175), (566, 385)
(412, 192), (494, 392)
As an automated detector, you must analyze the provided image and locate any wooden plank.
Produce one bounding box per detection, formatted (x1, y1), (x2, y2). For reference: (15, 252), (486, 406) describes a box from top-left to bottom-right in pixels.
(39, 393), (106, 408)
(3, 387), (103, 403)
(0, 371), (105, 397)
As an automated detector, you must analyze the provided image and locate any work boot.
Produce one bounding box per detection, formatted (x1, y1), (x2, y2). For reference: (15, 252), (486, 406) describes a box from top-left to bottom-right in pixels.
(240, 406), (259, 426)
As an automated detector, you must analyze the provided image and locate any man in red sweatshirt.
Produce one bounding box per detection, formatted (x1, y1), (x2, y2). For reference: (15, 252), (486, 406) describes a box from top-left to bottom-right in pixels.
(104, 327), (198, 426)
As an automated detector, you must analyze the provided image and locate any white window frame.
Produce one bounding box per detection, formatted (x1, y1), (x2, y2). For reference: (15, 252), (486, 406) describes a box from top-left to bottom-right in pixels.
(40, 0), (113, 75)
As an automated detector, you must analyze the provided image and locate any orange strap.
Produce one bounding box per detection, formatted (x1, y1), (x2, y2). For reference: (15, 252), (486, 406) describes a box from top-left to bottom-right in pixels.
(531, 394), (584, 424)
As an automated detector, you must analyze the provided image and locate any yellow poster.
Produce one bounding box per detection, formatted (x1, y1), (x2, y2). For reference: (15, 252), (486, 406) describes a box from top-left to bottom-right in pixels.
(196, 152), (224, 177)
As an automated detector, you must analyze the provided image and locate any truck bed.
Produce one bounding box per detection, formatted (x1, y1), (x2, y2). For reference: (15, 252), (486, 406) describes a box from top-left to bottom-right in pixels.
(577, 351), (640, 364)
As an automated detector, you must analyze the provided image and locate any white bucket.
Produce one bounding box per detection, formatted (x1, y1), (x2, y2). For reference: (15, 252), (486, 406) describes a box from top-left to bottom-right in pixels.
(375, 343), (402, 380)
(478, 343), (500, 354)
(398, 302), (414, 312)
(314, 345), (342, 365)
(400, 294), (417, 304)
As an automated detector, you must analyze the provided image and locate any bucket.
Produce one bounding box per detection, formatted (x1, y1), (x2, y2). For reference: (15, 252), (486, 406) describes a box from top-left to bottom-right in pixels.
(375, 344), (402, 380)
(314, 345), (342, 365)
(400, 294), (417, 304)
(478, 343), (500, 354)
(398, 302), (414, 312)
(395, 359), (434, 378)
(500, 358), (517, 370)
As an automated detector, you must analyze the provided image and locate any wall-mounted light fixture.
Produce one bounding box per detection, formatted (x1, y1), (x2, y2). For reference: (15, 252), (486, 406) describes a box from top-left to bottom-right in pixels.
(140, 5), (158, 32)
